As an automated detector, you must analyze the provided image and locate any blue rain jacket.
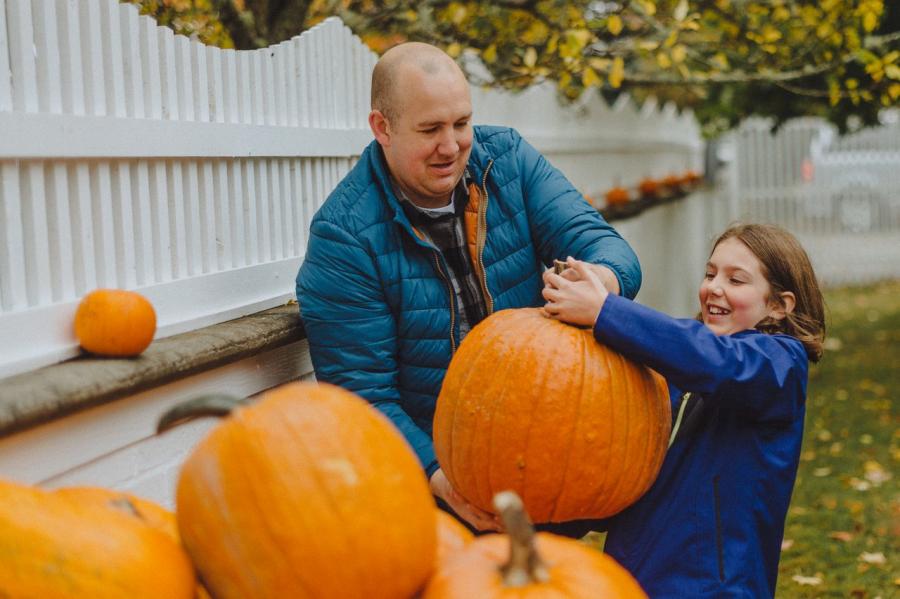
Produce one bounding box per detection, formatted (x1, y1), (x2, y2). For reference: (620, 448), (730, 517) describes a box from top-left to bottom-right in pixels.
(296, 126), (641, 476)
(595, 294), (808, 598)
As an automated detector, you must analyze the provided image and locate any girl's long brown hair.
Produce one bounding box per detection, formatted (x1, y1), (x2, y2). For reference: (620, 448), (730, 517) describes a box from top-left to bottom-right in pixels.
(712, 224), (826, 362)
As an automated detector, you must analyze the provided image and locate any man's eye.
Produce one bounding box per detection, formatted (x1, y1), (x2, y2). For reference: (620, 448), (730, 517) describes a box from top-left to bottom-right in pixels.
(454, 121), (469, 128)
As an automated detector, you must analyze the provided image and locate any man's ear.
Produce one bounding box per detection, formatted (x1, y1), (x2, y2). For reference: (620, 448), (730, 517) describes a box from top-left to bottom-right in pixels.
(369, 110), (391, 146)
(768, 291), (796, 321)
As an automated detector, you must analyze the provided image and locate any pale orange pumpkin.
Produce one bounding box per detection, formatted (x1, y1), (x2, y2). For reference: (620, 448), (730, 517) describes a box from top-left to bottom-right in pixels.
(604, 186), (631, 206)
(434, 308), (670, 523)
(158, 382), (437, 599)
(436, 510), (474, 567)
(74, 289), (156, 357)
(423, 491), (647, 598)
(0, 479), (195, 598)
(637, 178), (659, 199)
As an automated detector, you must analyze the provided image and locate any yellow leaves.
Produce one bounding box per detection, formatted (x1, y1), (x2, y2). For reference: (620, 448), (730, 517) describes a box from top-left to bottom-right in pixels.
(559, 29), (592, 59)
(609, 56), (625, 88)
(447, 2), (467, 25)
(521, 20), (550, 45)
(657, 51), (671, 69)
(582, 67), (602, 88)
(523, 47), (537, 68)
(711, 52), (729, 70)
(671, 45), (687, 64)
(446, 43), (462, 58)
(673, 0), (688, 22)
(635, 0), (656, 17)
(482, 44), (497, 64)
(861, 11), (878, 33)
(607, 14), (623, 36)
(889, 84), (900, 101)
(885, 65), (900, 81)
(829, 81), (842, 106)
(760, 26), (781, 44)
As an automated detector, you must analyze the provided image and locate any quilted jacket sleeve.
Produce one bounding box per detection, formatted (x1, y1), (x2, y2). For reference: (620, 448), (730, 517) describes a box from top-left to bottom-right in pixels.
(296, 216), (438, 475)
(516, 132), (642, 298)
(594, 294), (809, 424)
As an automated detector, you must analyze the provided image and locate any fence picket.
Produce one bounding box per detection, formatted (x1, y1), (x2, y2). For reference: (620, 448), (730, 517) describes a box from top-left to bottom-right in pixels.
(31, 0), (62, 114)
(0, 162), (26, 310)
(46, 163), (75, 301)
(7, 0), (37, 112)
(120, 4), (144, 119)
(0, 0), (11, 110)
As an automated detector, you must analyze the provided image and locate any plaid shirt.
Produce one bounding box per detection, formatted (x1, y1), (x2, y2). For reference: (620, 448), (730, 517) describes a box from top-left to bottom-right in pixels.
(394, 174), (488, 340)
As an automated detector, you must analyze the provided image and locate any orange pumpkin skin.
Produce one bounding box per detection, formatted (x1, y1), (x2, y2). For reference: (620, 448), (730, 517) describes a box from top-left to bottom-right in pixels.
(434, 308), (670, 523)
(637, 178), (659, 199)
(54, 486), (179, 540)
(436, 510), (474, 567)
(175, 382), (437, 599)
(74, 289), (156, 356)
(0, 480), (196, 599)
(604, 187), (631, 206)
(423, 531), (646, 598)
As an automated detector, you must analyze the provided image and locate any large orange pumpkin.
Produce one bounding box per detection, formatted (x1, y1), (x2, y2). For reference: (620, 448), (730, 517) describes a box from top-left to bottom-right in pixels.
(158, 382), (437, 599)
(434, 308), (670, 523)
(423, 491), (646, 598)
(0, 479), (196, 598)
(74, 289), (156, 356)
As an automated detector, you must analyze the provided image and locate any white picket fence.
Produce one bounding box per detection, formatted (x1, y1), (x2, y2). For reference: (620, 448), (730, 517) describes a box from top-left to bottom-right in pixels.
(726, 115), (900, 286)
(0, 0), (704, 380)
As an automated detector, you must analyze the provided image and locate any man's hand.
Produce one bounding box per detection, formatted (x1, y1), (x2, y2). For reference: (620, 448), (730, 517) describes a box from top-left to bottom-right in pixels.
(429, 468), (500, 532)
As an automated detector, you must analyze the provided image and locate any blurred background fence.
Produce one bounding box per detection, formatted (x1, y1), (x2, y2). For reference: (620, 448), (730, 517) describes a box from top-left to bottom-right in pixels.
(725, 115), (900, 287)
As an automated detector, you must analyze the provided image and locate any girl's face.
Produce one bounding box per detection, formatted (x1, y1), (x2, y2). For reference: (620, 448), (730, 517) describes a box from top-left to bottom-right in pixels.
(699, 237), (780, 336)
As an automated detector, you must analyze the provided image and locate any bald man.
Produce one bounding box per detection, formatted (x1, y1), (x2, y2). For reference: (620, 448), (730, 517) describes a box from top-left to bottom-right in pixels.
(296, 42), (641, 534)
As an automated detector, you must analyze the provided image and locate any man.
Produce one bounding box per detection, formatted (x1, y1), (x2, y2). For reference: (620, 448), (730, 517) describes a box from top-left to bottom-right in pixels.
(296, 42), (641, 532)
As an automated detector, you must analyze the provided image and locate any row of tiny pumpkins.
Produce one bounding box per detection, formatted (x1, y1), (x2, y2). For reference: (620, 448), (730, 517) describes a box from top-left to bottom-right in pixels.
(43, 289), (672, 596)
(602, 169), (703, 207)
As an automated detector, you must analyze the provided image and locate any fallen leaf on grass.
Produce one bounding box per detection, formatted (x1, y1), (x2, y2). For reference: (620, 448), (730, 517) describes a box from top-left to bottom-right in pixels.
(813, 467), (832, 477)
(829, 531), (854, 542)
(781, 539), (794, 550)
(863, 460), (891, 485)
(859, 552), (886, 565)
(849, 477), (872, 491)
(792, 574), (823, 586)
(823, 337), (843, 351)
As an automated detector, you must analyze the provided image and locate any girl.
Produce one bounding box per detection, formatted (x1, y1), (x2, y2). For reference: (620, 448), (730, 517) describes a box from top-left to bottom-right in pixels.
(542, 224), (825, 598)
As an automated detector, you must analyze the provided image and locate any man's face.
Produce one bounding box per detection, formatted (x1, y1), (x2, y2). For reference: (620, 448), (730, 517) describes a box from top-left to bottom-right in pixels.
(374, 66), (473, 208)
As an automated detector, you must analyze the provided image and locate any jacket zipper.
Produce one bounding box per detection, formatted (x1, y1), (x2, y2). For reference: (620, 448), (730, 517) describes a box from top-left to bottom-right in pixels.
(476, 160), (495, 314)
(432, 252), (457, 352)
(713, 475), (725, 582)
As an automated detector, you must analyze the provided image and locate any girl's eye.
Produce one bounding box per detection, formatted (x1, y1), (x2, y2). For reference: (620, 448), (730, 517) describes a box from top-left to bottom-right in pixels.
(730, 278), (745, 285)
(704, 273), (714, 280)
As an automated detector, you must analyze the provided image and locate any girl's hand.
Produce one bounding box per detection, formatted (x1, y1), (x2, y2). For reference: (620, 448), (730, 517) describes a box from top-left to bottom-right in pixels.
(542, 257), (609, 327)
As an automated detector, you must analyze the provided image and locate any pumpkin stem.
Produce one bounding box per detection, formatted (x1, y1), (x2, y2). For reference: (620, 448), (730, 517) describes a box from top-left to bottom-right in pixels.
(494, 491), (550, 587)
(156, 394), (246, 434)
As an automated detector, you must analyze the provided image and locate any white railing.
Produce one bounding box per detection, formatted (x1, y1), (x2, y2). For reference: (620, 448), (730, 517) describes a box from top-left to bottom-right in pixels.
(0, 0), (706, 379)
(0, 1), (374, 378)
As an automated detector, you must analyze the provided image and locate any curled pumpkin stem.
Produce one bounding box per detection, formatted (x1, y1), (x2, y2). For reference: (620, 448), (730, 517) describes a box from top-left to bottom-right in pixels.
(494, 491), (550, 587)
(157, 394), (246, 434)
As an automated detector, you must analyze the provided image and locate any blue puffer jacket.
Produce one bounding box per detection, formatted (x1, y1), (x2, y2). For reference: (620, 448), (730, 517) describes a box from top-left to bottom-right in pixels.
(296, 126), (641, 475)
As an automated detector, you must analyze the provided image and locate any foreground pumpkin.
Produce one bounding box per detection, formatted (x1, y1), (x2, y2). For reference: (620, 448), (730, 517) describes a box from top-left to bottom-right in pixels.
(74, 288), (156, 356)
(0, 479), (195, 598)
(157, 382), (437, 599)
(436, 510), (474, 567)
(53, 487), (212, 599)
(434, 308), (670, 522)
(423, 491), (646, 598)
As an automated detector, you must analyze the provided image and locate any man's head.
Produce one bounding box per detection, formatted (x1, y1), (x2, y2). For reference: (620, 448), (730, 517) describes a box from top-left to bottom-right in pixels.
(369, 43), (473, 209)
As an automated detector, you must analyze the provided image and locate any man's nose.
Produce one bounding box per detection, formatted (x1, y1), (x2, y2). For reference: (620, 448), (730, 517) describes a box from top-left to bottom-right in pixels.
(436, 129), (459, 155)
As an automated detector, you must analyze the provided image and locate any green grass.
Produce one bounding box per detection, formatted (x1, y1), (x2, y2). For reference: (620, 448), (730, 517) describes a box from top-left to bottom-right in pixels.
(777, 280), (899, 598)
